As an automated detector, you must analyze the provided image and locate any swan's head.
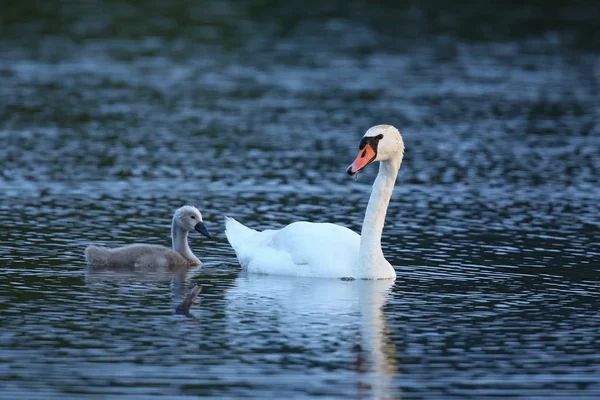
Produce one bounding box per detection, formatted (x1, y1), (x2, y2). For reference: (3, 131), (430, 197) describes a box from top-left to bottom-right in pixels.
(346, 125), (404, 176)
(174, 206), (211, 238)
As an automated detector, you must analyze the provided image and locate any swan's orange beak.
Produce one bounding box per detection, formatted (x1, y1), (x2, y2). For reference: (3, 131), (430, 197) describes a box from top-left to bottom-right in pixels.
(347, 143), (376, 176)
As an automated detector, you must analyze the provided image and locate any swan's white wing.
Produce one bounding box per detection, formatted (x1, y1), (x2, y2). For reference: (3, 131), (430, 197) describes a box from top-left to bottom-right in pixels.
(226, 218), (360, 278)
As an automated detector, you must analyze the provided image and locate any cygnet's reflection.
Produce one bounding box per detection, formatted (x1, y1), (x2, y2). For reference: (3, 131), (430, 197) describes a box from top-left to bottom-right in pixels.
(225, 273), (398, 398)
(84, 264), (200, 310)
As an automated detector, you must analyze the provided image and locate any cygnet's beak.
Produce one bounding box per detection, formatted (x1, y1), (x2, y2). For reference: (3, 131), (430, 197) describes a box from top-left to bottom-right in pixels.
(347, 143), (376, 176)
(194, 221), (212, 238)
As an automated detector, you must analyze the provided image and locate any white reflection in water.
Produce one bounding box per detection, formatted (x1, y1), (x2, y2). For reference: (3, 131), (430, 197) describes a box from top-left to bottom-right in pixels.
(225, 273), (399, 398)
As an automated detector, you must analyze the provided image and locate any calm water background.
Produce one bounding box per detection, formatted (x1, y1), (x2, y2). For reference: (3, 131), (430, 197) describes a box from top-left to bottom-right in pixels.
(1, 1), (599, 398)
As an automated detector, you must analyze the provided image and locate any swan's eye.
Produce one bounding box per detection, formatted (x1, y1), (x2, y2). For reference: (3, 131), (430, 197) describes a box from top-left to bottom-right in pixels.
(191, 216), (196, 219)
(377, 134), (383, 140)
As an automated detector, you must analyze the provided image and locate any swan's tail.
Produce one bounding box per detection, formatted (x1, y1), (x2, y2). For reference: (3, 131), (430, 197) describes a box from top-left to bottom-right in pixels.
(84, 245), (110, 268)
(224, 216), (258, 253)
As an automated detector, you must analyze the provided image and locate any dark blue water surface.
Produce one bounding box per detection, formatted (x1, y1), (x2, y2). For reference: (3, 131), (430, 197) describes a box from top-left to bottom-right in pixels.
(1, 1), (599, 398)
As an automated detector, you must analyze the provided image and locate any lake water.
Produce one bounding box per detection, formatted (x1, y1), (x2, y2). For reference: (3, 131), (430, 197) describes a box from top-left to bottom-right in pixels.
(1, 1), (599, 398)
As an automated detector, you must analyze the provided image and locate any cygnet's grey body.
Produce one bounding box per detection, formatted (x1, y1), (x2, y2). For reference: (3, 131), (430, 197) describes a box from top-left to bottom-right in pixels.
(85, 206), (211, 271)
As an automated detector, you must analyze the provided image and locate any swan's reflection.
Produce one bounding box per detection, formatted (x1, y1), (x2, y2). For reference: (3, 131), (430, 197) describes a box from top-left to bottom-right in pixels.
(84, 265), (200, 310)
(225, 274), (399, 398)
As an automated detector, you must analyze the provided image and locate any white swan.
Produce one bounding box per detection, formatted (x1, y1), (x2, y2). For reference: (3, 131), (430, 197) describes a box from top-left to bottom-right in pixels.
(225, 124), (404, 279)
(85, 205), (212, 270)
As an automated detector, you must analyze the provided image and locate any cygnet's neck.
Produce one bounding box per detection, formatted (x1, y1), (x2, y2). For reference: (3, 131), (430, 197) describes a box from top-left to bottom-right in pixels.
(171, 220), (200, 265)
(356, 157), (401, 279)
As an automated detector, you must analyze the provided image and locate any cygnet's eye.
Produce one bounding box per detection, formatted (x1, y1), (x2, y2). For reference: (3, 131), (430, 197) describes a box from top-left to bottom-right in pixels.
(191, 216), (196, 220)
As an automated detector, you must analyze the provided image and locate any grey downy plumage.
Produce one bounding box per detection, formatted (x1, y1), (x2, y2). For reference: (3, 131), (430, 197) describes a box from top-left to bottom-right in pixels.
(85, 206), (211, 271)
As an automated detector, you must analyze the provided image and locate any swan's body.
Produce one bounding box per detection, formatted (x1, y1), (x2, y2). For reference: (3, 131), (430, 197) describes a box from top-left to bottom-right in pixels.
(225, 219), (361, 278)
(85, 244), (194, 271)
(225, 125), (404, 279)
(85, 206), (211, 271)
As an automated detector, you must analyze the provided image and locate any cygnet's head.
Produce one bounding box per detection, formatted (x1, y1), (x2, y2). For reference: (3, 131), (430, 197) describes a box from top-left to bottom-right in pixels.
(346, 125), (404, 176)
(173, 206), (211, 238)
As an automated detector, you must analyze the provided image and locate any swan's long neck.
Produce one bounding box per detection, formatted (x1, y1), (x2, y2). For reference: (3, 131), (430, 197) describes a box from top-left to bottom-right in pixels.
(172, 221), (199, 264)
(357, 157), (400, 279)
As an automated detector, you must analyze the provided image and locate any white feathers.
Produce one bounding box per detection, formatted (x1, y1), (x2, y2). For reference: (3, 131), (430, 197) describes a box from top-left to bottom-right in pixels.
(226, 218), (361, 278)
(224, 125), (404, 280)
